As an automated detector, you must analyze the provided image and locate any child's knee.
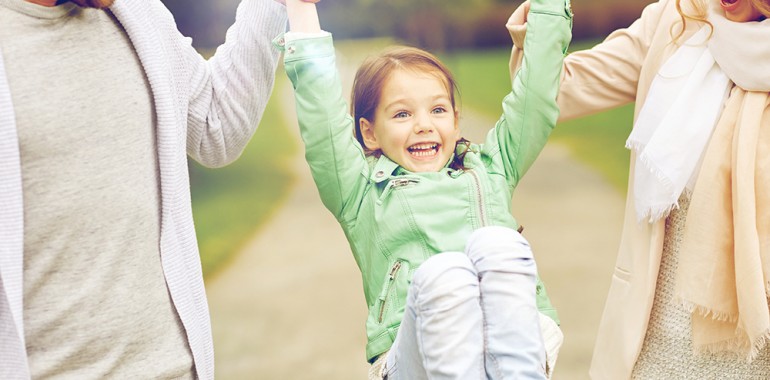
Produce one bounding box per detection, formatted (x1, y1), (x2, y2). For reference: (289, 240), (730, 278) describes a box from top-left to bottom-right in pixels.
(410, 252), (478, 307)
(465, 226), (534, 268)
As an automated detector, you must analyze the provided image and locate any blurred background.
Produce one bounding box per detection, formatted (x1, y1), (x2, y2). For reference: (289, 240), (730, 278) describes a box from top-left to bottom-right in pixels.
(158, 0), (654, 379)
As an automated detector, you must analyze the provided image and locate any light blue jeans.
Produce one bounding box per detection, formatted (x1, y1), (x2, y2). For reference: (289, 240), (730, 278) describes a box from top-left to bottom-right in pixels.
(383, 226), (547, 380)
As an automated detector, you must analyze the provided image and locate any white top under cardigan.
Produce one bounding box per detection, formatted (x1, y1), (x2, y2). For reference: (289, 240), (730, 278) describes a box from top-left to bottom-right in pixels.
(0, 0), (287, 378)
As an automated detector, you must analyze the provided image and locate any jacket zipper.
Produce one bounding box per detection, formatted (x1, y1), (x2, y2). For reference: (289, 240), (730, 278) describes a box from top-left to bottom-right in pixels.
(391, 178), (417, 187)
(378, 261), (403, 324)
(378, 178), (420, 204)
(468, 169), (488, 227)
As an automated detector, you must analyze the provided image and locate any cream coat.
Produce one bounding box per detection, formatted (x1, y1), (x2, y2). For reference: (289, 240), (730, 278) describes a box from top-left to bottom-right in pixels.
(511, 0), (739, 378)
(558, 1), (688, 378)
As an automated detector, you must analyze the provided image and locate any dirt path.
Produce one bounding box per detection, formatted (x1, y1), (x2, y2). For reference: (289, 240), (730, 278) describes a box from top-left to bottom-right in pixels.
(206, 54), (625, 380)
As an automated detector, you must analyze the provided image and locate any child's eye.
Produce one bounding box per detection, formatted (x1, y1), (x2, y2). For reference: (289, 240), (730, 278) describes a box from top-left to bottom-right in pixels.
(432, 107), (447, 114)
(394, 111), (410, 119)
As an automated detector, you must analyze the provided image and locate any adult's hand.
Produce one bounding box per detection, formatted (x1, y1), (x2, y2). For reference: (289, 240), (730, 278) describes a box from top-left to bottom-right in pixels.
(508, 0), (530, 26)
(506, 0), (530, 48)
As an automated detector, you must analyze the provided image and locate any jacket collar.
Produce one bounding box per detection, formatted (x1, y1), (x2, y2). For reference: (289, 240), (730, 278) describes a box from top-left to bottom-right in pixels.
(369, 155), (400, 183)
(368, 153), (460, 183)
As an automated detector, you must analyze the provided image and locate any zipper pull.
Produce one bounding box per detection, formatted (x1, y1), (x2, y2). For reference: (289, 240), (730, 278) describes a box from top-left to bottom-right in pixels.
(390, 179), (411, 187)
(378, 178), (419, 204)
(389, 261), (402, 279)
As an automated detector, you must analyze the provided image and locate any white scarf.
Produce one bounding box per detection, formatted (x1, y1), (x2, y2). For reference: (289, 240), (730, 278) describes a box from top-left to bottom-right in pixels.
(627, 2), (770, 222)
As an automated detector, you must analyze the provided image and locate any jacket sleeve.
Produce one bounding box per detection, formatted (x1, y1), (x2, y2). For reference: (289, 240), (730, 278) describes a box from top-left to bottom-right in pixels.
(281, 34), (368, 220)
(510, 0), (668, 122)
(485, 0), (572, 189)
(177, 0), (288, 168)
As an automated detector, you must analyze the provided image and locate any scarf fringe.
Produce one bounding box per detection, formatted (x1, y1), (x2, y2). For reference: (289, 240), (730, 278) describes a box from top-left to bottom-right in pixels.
(636, 202), (679, 224)
(678, 298), (738, 323)
(692, 328), (770, 362)
(680, 298), (770, 361)
(627, 139), (690, 223)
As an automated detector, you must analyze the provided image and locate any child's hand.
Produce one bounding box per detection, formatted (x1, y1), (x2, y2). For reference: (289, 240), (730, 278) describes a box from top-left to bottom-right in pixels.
(274, 0), (320, 5)
(507, 0), (530, 27)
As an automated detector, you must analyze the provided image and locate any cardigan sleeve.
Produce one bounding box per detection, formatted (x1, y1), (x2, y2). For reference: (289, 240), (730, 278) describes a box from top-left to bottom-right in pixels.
(178, 0), (288, 168)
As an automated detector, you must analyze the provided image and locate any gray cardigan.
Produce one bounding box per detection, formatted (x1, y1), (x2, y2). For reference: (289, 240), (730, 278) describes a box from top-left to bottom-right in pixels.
(0, 0), (287, 378)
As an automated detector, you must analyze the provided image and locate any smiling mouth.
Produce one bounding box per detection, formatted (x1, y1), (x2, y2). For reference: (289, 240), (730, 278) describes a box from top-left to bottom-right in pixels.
(407, 143), (439, 158)
(721, 0), (738, 4)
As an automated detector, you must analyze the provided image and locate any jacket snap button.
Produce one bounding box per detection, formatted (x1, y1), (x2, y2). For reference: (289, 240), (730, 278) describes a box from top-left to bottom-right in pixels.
(375, 171), (385, 178)
(277, 37), (285, 46)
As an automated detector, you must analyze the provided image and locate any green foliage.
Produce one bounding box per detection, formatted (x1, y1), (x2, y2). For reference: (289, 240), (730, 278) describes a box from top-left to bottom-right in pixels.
(553, 105), (633, 192)
(442, 43), (632, 193)
(189, 76), (296, 277)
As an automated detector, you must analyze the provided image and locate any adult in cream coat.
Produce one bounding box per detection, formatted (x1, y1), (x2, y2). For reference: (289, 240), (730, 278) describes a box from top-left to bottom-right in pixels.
(509, 0), (770, 378)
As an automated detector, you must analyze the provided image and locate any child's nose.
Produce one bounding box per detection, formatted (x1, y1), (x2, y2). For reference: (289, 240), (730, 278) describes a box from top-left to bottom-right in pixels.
(413, 113), (434, 134)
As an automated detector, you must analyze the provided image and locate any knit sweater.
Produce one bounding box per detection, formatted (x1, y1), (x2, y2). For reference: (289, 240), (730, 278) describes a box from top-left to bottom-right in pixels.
(0, 0), (287, 378)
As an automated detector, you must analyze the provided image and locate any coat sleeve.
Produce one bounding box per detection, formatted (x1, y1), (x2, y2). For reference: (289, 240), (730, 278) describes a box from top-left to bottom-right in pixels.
(508, 0), (669, 122)
(281, 34), (369, 221)
(172, 0), (288, 168)
(557, 0), (670, 121)
(485, 0), (572, 188)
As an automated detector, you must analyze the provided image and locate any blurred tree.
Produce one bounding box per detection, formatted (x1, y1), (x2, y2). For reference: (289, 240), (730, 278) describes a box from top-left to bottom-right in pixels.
(320, 0), (494, 50)
(159, 0), (656, 51)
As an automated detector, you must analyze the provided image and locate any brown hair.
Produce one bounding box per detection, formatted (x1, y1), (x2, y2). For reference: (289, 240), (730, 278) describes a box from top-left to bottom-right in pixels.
(65, 0), (114, 8)
(350, 46), (470, 170)
(673, 0), (770, 42)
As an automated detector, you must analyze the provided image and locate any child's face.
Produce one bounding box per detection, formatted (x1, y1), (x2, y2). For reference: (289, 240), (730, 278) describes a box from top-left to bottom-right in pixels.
(359, 69), (460, 173)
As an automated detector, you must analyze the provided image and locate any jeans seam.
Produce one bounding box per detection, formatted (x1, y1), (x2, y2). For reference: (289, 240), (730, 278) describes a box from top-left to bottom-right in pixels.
(480, 276), (504, 379)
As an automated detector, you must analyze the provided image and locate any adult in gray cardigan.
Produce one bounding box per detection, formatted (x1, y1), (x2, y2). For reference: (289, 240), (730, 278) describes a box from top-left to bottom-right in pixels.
(0, 0), (317, 378)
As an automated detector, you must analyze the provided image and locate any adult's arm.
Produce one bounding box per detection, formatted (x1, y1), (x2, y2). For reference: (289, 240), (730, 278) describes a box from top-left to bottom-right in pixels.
(508, 0), (669, 121)
(178, 0), (291, 167)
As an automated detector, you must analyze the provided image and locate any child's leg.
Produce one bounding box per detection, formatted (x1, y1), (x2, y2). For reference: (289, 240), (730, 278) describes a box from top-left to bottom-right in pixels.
(465, 226), (547, 380)
(384, 252), (484, 380)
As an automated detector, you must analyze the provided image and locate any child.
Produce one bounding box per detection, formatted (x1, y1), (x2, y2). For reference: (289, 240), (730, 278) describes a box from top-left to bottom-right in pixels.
(278, 0), (572, 378)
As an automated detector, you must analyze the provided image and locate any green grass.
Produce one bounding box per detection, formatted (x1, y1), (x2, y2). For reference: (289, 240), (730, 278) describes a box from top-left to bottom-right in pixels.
(441, 41), (633, 192)
(189, 76), (296, 277)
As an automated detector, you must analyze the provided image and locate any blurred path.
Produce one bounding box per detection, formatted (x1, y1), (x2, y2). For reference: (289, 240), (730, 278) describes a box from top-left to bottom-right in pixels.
(206, 52), (625, 380)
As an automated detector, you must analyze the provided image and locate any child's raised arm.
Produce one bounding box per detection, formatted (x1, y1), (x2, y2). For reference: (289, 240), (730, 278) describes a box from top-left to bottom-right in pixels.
(485, 0), (572, 188)
(285, 0), (321, 33)
(280, 1), (369, 221)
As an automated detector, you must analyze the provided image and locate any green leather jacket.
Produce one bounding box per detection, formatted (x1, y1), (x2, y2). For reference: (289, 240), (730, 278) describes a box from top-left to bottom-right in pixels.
(279, 0), (572, 362)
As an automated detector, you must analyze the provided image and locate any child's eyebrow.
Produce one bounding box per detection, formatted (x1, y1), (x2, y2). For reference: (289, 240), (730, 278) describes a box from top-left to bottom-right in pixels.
(381, 98), (411, 110)
(382, 93), (451, 110)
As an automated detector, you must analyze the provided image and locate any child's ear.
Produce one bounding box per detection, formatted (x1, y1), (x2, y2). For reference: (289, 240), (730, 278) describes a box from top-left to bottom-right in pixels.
(359, 117), (380, 150)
